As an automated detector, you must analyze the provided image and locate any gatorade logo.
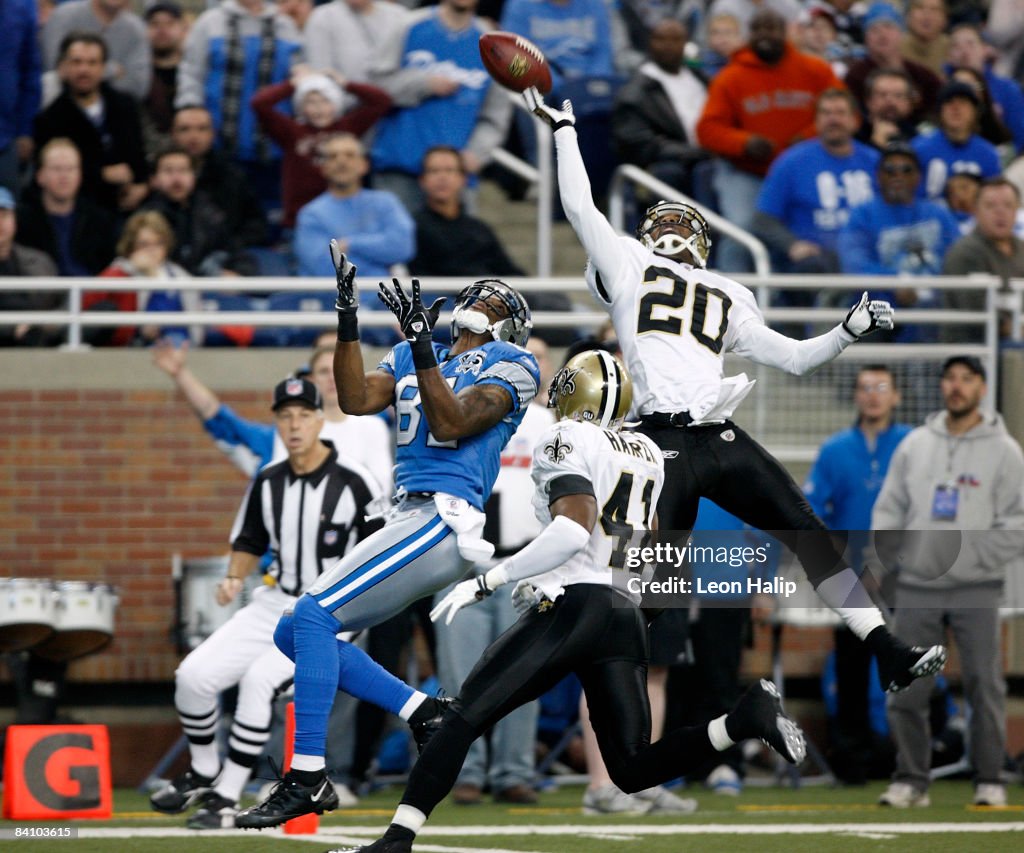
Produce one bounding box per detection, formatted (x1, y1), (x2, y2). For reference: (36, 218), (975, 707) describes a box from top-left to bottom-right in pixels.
(2, 725), (111, 819)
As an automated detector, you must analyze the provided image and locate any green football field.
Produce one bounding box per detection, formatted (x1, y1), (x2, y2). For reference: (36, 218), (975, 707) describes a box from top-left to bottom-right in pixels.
(3, 781), (1023, 852)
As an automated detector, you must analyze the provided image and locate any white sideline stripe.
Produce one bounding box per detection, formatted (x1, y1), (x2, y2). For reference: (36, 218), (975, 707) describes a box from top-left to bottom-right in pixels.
(76, 822), (1024, 839)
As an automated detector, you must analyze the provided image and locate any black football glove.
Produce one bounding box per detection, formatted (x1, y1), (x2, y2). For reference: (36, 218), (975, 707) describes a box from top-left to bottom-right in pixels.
(842, 291), (895, 339)
(378, 278), (446, 369)
(331, 239), (357, 313)
(331, 240), (360, 342)
(523, 86), (575, 132)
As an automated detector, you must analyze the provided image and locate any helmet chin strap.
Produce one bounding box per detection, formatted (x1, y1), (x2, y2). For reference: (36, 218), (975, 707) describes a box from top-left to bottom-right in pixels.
(652, 232), (706, 267)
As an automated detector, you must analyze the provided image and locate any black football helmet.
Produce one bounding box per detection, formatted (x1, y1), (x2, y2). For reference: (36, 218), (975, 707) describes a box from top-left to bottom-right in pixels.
(636, 201), (712, 268)
(450, 279), (532, 347)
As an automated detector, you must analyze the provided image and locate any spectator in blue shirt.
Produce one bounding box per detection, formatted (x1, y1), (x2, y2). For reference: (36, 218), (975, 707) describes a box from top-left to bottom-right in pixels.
(501, 0), (615, 94)
(839, 141), (960, 341)
(912, 81), (1002, 201)
(803, 364), (911, 784)
(754, 88), (879, 276)
(294, 132), (413, 345)
(0, 0), (41, 198)
(946, 22), (1024, 155)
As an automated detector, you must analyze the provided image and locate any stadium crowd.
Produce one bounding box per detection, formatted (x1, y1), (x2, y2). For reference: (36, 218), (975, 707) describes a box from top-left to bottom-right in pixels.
(2, 0), (1023, 832)
(1, 0), (1024, 346)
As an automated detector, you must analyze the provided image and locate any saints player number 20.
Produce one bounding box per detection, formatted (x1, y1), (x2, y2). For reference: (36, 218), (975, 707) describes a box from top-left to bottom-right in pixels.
(637, 266), (732, 353)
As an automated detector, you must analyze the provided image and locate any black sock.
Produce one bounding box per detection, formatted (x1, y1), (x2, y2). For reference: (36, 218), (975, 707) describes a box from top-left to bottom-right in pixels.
(383, 824), (416, 843)
(864, 625), (893, 655)
(407, 696), (439, 726)
(289, 767), (324, 787)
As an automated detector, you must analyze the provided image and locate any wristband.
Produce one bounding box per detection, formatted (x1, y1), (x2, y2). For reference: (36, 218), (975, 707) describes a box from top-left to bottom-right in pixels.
(337, 310), (359, 343)
(410, 337), (437, 371)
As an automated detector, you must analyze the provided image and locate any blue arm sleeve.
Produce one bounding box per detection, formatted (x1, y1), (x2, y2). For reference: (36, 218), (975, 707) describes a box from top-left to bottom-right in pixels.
(204, 404), (276, 476)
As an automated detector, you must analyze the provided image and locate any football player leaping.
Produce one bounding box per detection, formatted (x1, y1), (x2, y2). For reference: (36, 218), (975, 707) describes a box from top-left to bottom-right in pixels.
(235, 250), (540, 829)
(524, 87), (946, 695)
(327, 350), (807, 853)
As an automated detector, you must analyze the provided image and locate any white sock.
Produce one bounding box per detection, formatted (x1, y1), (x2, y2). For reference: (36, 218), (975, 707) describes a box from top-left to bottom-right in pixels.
(212, 759), (250, 804)
(398, 690), (430, 722)
(707, 715), (735, 752)
(814, 568), (885, 640)
(189, 742), (221, 780)
(290, 753), (326, 773)
(393, 803), (427, 833)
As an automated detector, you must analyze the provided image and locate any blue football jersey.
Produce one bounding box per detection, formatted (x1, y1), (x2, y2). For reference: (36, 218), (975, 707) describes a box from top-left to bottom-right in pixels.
(378, 341), (540, 509)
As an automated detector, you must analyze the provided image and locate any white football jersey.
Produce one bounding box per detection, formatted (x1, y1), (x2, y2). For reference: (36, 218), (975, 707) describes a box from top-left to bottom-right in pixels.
(490, 402), (558, 552)
(556, 129), (852, 424)
(529, 419), (665, 603)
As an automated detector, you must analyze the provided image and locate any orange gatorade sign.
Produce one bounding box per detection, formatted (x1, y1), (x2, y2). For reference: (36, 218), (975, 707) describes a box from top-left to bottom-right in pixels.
(2, 725), (112, 819)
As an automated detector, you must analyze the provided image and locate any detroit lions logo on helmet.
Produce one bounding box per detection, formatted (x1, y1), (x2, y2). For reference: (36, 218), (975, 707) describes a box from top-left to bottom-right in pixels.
(455, 351), (486, 376)
(543, 433), (573, 463)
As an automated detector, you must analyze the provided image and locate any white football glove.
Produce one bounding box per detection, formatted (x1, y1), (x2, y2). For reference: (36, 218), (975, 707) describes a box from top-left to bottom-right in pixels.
(523, 86), (575, 132)
(511, 579), (544, 614)
(430, 575), (495, 626)
(842, 291), (895, 338)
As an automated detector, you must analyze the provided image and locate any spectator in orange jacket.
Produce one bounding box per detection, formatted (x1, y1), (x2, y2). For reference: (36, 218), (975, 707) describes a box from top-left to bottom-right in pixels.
(696, 8), (843, 271)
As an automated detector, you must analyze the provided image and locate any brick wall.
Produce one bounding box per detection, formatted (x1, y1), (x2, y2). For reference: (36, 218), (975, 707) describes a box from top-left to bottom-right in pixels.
(0, 386), (275, 681)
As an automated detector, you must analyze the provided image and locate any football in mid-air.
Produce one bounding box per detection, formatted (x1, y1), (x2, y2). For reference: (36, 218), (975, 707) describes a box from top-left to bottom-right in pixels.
(478, 31), (552, 94)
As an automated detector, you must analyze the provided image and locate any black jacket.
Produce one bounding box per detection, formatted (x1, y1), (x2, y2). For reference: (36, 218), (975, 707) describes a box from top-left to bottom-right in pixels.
(15, 191), (117, 276)
(611, 71), (708, 168)
(33, 83), (147, 212)
(411, 207), (524, 277)
(141, 189), (258, 276)
(195, 150), (268, 251)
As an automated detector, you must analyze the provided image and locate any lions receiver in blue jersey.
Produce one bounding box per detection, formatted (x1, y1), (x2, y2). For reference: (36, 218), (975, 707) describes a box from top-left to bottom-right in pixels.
(236, 245), (539, 829)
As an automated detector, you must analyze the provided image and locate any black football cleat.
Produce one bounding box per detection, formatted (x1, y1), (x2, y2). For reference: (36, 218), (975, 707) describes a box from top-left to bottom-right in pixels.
(235, 769), (339, 829)
(727, 679), (806, 765)
(869, 627), (947, 693)
(324, 841), (412, 853)
(410, 695), (454, 754)
(149, 767), (215, 814)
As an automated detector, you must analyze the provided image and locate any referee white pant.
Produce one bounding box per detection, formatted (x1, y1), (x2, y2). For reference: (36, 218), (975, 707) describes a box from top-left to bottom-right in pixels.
(174, 585), (296, 797)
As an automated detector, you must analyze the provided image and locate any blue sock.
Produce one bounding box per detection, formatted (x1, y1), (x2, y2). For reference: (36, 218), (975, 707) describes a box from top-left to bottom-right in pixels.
(336, 639), (415, 715)
(291, 595), (342, 757)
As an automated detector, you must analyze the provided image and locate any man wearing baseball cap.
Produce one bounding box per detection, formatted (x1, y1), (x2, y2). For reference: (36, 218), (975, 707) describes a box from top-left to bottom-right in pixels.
(154, 374), (423, 830)
(912, 80), (1001, 201)
(844, 1), (942, 125)
(872, 355), (1024, 808)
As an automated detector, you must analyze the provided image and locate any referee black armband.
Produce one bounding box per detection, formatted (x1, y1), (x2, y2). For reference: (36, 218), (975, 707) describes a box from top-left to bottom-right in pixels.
(548, 474), (595, 505)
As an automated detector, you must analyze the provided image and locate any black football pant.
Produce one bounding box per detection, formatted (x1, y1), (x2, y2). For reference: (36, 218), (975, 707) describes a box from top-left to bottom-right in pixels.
(637, 420), (847, 587)
(400, 584), (719, 817)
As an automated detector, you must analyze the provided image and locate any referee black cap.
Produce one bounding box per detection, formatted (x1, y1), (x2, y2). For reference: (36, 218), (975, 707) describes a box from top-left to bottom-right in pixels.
(941, 355), (986, 381)
(272, 377), (323, 411)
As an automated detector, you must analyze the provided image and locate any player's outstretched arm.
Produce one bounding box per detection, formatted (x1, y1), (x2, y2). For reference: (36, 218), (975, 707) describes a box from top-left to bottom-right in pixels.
(331, 244), (396, 415)
(731, 292), (895, 376)
(430, 492), (596, 625)
(523, 86), (624, 285)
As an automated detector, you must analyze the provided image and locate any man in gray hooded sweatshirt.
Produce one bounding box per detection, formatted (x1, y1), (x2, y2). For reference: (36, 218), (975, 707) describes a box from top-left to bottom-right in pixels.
(872, 355), (1024, 809)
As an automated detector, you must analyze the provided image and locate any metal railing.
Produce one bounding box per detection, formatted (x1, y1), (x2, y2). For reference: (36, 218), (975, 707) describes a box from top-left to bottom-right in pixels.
(0, 274), (1004, 461)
